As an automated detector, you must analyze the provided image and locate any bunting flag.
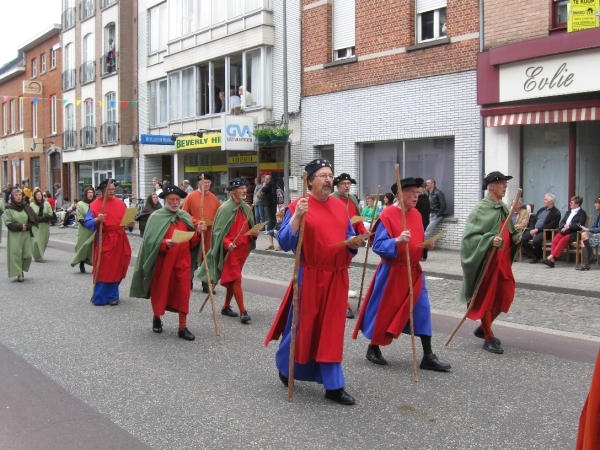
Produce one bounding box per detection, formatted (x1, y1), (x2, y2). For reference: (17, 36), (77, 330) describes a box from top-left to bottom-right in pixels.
(0, 94), (139, 107)
(110, 101), (116, 108)
(32, 98), (38, 104)
(121, 101), (126, 108)
(98, 100), (103, 107)
(3, 96), (7, 102)
(76, 100), (82, 106)
(62, 99), (68, 105)
(130, 101), (137, 107)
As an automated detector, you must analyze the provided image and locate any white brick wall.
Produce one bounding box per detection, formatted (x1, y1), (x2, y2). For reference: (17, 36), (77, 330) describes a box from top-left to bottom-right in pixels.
(299, 71), (482, 249)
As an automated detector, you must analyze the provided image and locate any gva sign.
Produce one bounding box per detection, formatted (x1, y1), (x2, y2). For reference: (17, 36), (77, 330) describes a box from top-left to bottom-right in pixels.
(221, 116), (255, 151)
(226, 124), (253, 140)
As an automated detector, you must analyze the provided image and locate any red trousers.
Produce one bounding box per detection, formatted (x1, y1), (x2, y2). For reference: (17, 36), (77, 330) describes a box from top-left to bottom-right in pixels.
(550, 232), (572, 258)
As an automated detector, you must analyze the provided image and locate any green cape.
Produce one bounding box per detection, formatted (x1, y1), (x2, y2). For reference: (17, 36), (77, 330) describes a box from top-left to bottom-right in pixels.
(332, 191), (361, 213)
(70, 201), (95, 267)
(196, 198), (255, 284)
(129, 207), (198, 299)
(459, 195), (520, 304)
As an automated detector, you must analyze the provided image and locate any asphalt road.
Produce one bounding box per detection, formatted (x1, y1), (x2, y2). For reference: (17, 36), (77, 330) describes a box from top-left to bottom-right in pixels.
(0, 231), (597, 449)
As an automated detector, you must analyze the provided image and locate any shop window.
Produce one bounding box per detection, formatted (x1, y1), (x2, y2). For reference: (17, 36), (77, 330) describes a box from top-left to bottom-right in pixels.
(552, 0), (568, 29)
(149, 78), (168, 126)
(416, 1), (447, 43)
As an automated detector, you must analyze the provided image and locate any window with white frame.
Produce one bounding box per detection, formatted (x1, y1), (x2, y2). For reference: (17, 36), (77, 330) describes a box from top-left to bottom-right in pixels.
(149, 2), (168, 53)
(50, 95), (57, 134)
(10, 100), (15, 133)
(167, 68), (198, 120)
(168, 71), (182, 120)
(104, 92), (117, 143)
(64, 43), (74, 69)
(32, 102), (38, 138)
(64, 103), (75, 149)
(416, 0), (447, 43)
(83, 99), (94, 146)
(50, 48), (56, 69)
(148, 78), (168, 126)
(41, 54), (46, 74)
(2, 103), (6, 135)
(332, 0), (355, 60)
(83, 33), (94, 62)
(19, 98), (24, 131)
(32, 58), (37, 77)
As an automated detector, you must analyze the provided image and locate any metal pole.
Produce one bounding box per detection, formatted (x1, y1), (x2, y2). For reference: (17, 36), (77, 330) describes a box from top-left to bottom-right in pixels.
(282, 0), (290, 205)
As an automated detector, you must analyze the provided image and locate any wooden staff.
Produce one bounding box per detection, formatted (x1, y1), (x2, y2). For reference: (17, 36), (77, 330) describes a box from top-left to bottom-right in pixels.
(198, 174), (220, 335)
(357, 185), (380, 311)
(394, 165), (418, 382)
(445, 188), (523, 347)
(91, 178), (112, 301)
(199, 204), (254, 313)
(288, 171), (308, 402)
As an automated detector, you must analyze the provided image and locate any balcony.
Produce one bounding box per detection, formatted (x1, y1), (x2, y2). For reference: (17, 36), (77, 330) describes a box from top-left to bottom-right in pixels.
(101, 122), (119, 145)
(63, 130), (77, 150)
(80, 126), (96, 148)
(80, 61), (95, 85)
(80, 0), (95, 21)
(101, 53), (117, 77)
(62, 69), (76, 91)
(62, 8), (75, 30)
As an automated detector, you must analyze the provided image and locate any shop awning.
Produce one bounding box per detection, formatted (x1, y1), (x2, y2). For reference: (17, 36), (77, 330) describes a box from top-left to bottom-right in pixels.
(485, 107), (598, 127)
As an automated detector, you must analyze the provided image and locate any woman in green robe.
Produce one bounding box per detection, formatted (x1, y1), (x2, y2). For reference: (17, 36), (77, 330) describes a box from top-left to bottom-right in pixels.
(0, 197), (4, 244)
(70, 186), (95, 273)
(30, 188), (53, 263)
(4, 189), (37, 282)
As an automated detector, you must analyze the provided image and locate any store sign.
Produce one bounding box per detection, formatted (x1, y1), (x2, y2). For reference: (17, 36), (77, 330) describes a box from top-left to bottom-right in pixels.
(568, 0), (599, 32)
(175, 133), (221, 151)
(228, 155), (258, 165)
(23, 80), (42, 95)
(140, 134), (172, 145)
(221, 115), (255, 151)
(499, 48), (600, 102)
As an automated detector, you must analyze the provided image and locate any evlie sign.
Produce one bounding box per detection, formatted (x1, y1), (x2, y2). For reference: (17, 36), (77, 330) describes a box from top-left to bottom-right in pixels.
(499, 48), (600, 102)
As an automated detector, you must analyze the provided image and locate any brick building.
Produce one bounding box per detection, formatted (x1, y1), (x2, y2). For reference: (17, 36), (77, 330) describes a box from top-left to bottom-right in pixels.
(479, 0), (600, 216)
(60, 0), (138, 201)
(299, 0), (481, 248)
(0, 25), (63, 197)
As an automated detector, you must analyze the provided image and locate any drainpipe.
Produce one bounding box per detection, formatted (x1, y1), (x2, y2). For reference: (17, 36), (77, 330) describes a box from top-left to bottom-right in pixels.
(479, 0), (485, 199)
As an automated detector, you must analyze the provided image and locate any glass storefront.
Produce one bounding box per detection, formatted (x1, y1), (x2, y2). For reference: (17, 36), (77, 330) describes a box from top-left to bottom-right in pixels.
(76, 158), (132, 199)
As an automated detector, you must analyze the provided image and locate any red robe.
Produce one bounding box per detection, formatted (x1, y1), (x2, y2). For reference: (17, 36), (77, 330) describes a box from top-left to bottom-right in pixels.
(352, 207), (424, 345)
(150, 220), (200, 315)
(90, 197), (131, 283)
(220, 208), (252, 284)
(577, 349), (600, 450)
(182, 190), (220, 253)
(336, 195), (368, 235)
(265, 195), (354, 363)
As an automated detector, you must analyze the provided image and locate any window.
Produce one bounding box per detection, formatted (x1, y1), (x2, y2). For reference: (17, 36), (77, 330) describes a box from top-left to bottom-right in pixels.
(10, 100), (15, 133)
(41, 54), (46, 74)
(64, 103), (75, 149)
(31, 157), (40, 189)
(50, 48), (56, 69)
(19, 98), (24, 131)
(149, 3), (167, 53)
(32, 102), (38, 138)
(83, 34), (94, 63)
(62, 0), (75, 29)
(168, 71), (181, 120)
(63, 43), (75, 90)
(82, 34), (95, 84)
(552, 0), (568, 29)
(332, 0), (355, 61)
(416, 0), (447, 43)
(83, 99), (95, 147)
(104, 24), (116, 74)
(149, 78), (168, 126)
(32, 58), (37, 77)
(103, 92), (118, 144)
(2, 103), (6, 135)
(50, 95), (57, 134)
(81, 0), (95, 20)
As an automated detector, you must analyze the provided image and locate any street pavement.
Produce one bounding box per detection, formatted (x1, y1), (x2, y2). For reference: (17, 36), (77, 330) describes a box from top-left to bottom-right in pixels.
(0, 226), (598, 449)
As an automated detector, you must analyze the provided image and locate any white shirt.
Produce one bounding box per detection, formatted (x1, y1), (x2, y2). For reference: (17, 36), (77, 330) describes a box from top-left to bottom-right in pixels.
(566, 207), (581, 226)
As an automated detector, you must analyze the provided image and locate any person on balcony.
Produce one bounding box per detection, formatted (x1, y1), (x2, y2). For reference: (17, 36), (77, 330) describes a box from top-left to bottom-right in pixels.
(106, 39), (116, 73)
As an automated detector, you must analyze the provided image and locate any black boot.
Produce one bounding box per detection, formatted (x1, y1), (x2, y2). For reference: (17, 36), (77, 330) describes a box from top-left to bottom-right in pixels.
(576, 240), (592, 270)
(79, 262), (86, 273)
(366, 345), (387, 365)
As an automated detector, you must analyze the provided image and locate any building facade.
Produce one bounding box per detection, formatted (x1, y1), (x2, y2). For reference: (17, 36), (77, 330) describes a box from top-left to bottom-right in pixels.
(137, 0), (301, 201)
(300, 0), (481, 248)
(0, 25), (63, 197)
(60, 0), (138, 201)
(479, 0), (600, 216)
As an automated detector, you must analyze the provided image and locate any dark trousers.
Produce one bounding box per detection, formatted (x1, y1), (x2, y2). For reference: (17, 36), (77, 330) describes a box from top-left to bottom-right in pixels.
(263, 204), (276, 231)
(521, 229), (545, 259)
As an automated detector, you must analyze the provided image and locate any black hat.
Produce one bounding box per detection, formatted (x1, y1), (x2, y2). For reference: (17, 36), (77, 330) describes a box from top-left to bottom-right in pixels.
(159, 185), (188, 199)
(227, 177), (249, 191)
(333, 173), (356, 187)
(391, 177), (425, 195)
(197, 173), (212, 181)
(304, 158), (332, 178)
(483, 171), (512, 190)
(97, 179), (113, 190)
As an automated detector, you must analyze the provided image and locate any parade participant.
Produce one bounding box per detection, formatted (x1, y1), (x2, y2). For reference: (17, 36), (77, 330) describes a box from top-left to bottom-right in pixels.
(460, 171), (521, 354)
(353, 179), (451, 371)
(182, 173), (221, 292)
(332, 173), (367, 319)
(130, 185), (205, 341)
(577, 349), (600, 450)
(3, 188), (37, 282)
(84, 180), (133, 306)
(0, 197), (4, 244)
(265, 159), (360, 405)
(197, 178), (258, 324)
(21, 182), (32, 201)
(70, 187), (96, 273)
(30, 188), (53, 263)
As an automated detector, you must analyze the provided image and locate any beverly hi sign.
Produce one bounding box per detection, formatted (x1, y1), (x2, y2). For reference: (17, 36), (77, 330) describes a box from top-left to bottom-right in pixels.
(499, 48), (600, 102)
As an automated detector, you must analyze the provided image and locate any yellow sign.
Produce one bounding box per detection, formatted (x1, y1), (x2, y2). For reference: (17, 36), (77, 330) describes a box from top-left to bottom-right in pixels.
(259, 162), (285, 170)
(568, 0), (600, 32)
(175, 133), (221, 150)
(228, 155), (258, 164)
(184, 165), (227, 173)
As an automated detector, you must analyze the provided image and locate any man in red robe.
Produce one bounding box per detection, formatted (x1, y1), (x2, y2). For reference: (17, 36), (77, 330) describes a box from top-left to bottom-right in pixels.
(332, 173), (368, 319)
(129, 185), (204, 341)
(265, 159), (361, 405)
(182, 173), (221, 293)
(577, 349), (600, 450)
(84, 180), (133, 306)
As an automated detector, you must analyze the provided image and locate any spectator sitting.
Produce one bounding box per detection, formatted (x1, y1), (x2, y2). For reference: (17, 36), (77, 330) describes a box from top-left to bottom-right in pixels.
(577, 196), (600, 270)
(521, 193), (562, 264)
(266, 211), (284, 250)
(511, 197), (530, 232)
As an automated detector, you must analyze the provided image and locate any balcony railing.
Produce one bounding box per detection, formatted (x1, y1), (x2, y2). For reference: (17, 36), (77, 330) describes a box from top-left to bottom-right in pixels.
(63, 130), (77, 150)
(101, 53), (117, 76)
(101, 122), (119, 144)
(80, 61), (95, 84)
(101, 0), (117, 8)
(80, 0), (95, 21)
(80, 126), (96, 148)
(62, 8), (75, 29)
(62, 69), (76, 91)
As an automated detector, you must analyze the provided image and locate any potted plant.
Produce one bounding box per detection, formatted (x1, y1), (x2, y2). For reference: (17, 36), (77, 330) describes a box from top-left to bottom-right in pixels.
(253, 128), (273, 146)
(270, 127), (292, 145)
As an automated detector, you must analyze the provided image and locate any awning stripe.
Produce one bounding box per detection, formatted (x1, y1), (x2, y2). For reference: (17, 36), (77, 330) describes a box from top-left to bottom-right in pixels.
(485, 107), (598, 127)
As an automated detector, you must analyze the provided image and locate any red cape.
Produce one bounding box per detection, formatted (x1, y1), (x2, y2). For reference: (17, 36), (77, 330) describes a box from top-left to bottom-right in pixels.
(577, 349), (600, 450)
(220, 208), (252, 284)
(335, 195), (368, 235)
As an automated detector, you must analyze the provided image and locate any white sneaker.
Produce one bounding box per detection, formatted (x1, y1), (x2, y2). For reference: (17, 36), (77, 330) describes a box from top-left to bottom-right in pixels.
(348, 290), (358, 298)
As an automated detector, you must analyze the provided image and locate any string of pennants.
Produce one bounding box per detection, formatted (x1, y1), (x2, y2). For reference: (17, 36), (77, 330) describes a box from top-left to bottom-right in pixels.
(1, 95), (137, 108)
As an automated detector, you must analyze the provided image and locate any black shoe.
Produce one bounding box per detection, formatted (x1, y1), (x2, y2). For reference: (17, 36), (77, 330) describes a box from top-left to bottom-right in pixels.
(152, 317), (163, 333)
(324, 388), (355, 405)
(109, 300), (119, 306)
(240, 311), (251, 324)
(541, 258), (555, 268)
(190, 280), (193, 290)
(483, 338), (504, 354)
(528, 257), (540, 264)
(366, 345), (387, 365)
(202, 282), (209, 293)
(473, 327), (501, 345)
(346, 308), (355, 319)
(420, 353), (451, 372)
(278, 371), (288, 387)
(178, 327), (195, 341)
(221, 307), (238, 317)
(79, 262), (86, 273)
